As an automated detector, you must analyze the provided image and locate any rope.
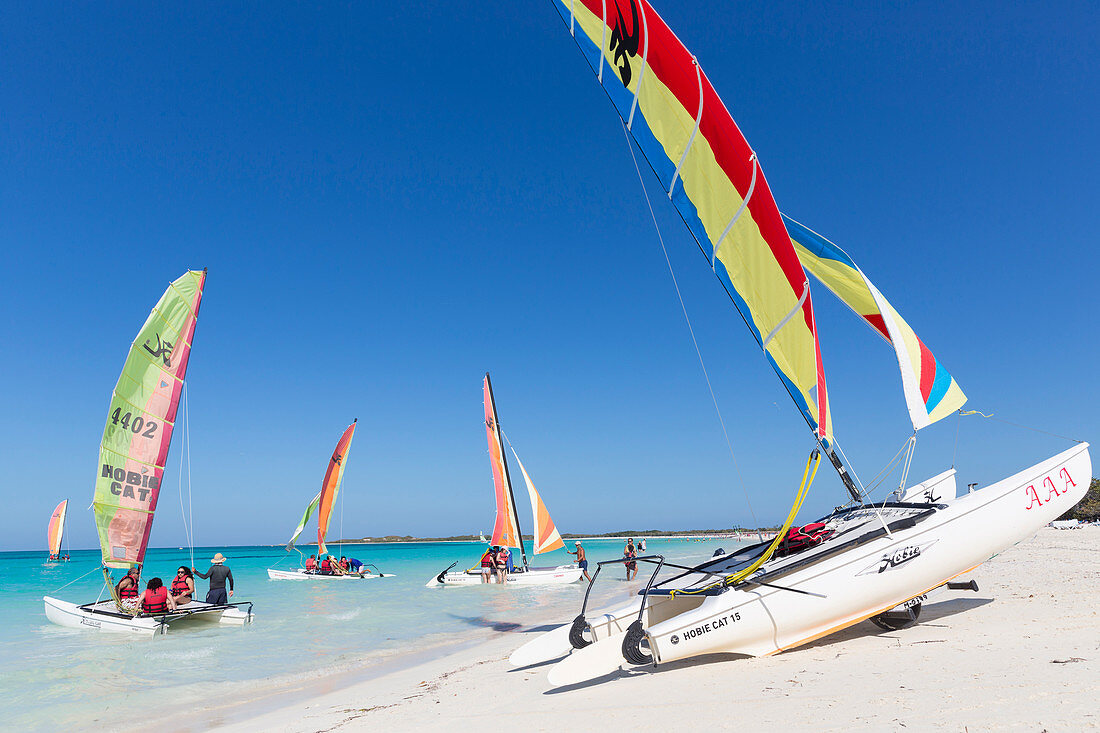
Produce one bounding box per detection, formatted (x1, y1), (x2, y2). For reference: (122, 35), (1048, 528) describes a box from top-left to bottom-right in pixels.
(50, 565), (101, 593)
(960, 410), (1083, 444)
(176, 384), (196, 569)
(618, 120), (760, 532)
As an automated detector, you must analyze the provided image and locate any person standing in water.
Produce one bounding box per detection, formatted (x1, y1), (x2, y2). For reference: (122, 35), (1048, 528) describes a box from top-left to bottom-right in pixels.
(479, 545), (495, 583)
(567, 541), (591, 582)
(193, 552), (234, 604)
(623, 538), (638, 581)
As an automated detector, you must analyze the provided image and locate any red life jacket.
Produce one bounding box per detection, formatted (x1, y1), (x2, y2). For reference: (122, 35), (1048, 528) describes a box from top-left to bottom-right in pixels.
(142, 587), (169, 614)
(776, 522), (835, 557)
(170, 576), (192, 597)
(118, 577), (139, 599)
(320, 558), (332, 572)
(305, 558), (317, 571)
(480, 551), (494, 567)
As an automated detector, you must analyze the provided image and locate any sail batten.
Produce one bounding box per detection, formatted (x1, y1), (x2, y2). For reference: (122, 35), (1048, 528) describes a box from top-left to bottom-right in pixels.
(92, 269), (206, 569)
(317, 420), (357, 555)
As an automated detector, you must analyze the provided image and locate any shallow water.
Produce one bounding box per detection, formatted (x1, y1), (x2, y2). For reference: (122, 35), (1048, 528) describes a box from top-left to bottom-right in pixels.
(0, 537), (740, 730)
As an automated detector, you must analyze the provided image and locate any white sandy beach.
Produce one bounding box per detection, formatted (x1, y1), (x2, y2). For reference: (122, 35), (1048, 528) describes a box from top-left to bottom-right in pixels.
(205, 527), (1098, 732)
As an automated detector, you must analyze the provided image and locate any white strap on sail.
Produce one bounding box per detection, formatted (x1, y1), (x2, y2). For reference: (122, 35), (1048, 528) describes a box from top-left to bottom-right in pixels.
(669, 56), (704, 197)
(762, 280), (810, 351)
(626, 0), (649, 130)
(712, 153), (758, 271)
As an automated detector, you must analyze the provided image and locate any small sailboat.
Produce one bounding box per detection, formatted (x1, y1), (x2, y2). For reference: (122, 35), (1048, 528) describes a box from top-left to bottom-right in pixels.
(268, 420), (394, 581)
(46, 500), (70, 562)
(426, 374), (582, 586)
(44, 270), (253, 635)
(509, 1), (1090, 682)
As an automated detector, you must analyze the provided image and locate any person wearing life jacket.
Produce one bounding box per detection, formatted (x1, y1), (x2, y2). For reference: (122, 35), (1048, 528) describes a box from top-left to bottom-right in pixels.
(116, 567), (141, 602)
(320, 556), (334, 575)
(141, 577), (176, 615)
(479, 545), (495, 583)
(495, 546), (511, 584)
(305, 555), (318, 573)
(339, 556), (350, 572)
(169, 566), (195, 606)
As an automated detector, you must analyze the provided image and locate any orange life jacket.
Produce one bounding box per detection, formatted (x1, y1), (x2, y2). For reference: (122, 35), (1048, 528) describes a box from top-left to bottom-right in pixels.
(142, 587), (169, 614)
(118, 577), (139, 599)
(170, 576), (192, 597)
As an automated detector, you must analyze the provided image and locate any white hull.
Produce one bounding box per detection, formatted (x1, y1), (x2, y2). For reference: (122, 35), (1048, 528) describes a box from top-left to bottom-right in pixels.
(267, 568), (395, 581)
(43, 596), (253, 637)
(513, 444), (1090, 684)
(426, 564), (583, 587)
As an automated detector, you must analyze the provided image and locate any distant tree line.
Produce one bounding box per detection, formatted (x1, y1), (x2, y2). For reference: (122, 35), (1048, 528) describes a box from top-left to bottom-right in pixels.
(1058, 477), (1100, 522)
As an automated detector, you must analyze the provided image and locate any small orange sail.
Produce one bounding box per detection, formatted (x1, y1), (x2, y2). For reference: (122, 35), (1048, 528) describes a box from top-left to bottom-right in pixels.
(485, 374), (523, 550)
(509, 449), (565, 555)
(47, 500), (68, 557)
(317, 419), (357, 555)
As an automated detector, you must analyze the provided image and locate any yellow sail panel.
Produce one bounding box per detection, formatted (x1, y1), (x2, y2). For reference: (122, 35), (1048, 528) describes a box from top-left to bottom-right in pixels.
(93, 270), (206, 569)
(47, 500), (67, 556)
(317, 420), (357, 555)
(509, 448), (565, 555)
(485, 375), (522, 549)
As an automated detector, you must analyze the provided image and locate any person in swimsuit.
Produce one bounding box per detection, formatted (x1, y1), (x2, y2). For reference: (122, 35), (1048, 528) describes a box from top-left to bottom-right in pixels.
(496, 546), (511, 584)
(624, 538), (637, 581)
(567, 541), (591, 582)
(169, 566), (195, 606)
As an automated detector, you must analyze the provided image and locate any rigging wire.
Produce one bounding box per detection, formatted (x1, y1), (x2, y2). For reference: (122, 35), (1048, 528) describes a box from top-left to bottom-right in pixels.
(177, 383), (196, 570)
(618, 120), (761, 532)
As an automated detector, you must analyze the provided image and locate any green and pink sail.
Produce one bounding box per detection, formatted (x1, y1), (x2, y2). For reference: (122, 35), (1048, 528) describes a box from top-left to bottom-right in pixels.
(93, 269), (206, 569)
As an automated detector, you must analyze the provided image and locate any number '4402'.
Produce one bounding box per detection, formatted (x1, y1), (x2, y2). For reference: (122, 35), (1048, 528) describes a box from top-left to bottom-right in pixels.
(110, 408), (157, 438)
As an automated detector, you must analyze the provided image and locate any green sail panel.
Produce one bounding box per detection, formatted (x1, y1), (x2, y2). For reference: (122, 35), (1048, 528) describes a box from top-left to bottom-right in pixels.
(93, 270), (206, 569)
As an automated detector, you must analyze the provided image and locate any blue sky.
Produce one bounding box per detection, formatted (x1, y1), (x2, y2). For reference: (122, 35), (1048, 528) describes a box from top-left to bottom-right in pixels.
(2, 2), (1097, 551)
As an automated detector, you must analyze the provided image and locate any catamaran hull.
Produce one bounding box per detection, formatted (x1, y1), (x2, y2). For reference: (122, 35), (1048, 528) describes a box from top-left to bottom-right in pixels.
(426, 565), (582, 587)
(43, 596), (253, 637)
(538, 443), (1089, 684)
(267, 569), (395, 581)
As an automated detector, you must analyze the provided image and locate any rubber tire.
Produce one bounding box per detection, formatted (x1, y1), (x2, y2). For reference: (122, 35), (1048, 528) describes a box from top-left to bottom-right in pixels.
(568, 614), (592, 649)
(870, 601), (922, 631)
(621, 620), (653, 665)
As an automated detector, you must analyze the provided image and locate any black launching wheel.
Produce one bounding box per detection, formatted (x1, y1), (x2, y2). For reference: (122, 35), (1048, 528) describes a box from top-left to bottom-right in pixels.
(568, 614), (592, 649)
(870, 600), (922, 631)
(621, 620), (653, 665)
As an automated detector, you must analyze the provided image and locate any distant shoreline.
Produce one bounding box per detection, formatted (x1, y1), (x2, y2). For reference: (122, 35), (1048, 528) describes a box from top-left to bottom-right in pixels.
(328, 529), (777, 544)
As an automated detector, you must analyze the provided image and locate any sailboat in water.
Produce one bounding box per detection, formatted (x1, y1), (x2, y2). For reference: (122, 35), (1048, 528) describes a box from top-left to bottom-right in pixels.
(427, 374), (582, 586)
(510, 1), (1090, 683)
(43, 270), (253, 635)
(46, 500), (69, 562)
(268, 420), (394, 580)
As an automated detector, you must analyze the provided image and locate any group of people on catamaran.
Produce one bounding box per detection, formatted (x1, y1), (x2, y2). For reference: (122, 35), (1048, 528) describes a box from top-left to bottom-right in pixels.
(478, 544), (514, 583)
(303, 553), (370, 576)
(113, 552), (236, 616)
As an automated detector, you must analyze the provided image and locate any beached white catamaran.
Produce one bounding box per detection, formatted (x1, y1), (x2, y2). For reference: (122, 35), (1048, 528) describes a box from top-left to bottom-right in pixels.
(268, 420), (394, 581)
(44, 270), (253, 635)
(426, 374), (582, 586)
(46, 499), (69, 562)
(510, 1), (1090, 683)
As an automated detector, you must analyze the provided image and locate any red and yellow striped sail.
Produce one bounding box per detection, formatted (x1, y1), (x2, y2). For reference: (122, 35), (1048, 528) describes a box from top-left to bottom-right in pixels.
(510, 448), (565, 555)
(93, 270), (206, 569)
(485, 375), (523, 549)
(553, 0), (831, 443)
(47, 500), (67, 556)
(317, 420), (357, 555)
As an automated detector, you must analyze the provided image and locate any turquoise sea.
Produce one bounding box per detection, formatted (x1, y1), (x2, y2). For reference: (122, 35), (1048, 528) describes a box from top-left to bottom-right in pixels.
(0, 537), (738, 731)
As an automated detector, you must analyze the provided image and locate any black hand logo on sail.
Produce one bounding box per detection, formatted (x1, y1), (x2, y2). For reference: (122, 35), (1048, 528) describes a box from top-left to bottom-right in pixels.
(143, 334), (174, 367)
(486, 417), (495, 431)
(609, 0), (641, 87)
(333, 453), (343, 466)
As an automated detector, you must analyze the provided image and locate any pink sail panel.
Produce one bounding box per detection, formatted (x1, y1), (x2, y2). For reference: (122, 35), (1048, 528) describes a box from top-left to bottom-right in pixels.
(485, 375), (522, 549)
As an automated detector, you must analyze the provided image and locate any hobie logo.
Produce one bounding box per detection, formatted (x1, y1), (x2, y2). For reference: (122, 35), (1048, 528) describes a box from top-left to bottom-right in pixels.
(608, 0), (641, 87)
(857, 540), (938, 576)
(670, 634), (680, 645)
(143, 333), (174, 367)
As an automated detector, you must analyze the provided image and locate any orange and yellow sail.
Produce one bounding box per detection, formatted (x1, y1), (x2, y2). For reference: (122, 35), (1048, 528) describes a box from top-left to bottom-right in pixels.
(485, 375), (523, 549)
(93, 269), (206, 569)
(317, 420), (357, 555)
(47, 500), (67, 557)
(509, 449), (565, 555)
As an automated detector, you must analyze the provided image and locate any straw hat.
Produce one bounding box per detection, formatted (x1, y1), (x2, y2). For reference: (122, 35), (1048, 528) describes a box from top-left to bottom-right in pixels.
(212, 552), (226, 563)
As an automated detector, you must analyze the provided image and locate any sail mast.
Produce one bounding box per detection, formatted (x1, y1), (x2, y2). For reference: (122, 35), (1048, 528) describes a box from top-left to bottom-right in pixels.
(485, 373), (528, 569)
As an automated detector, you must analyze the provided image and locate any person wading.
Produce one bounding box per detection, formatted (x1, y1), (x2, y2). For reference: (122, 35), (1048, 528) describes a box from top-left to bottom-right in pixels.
(567, 541), (591, 583)
(193, 552), (235, 604)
